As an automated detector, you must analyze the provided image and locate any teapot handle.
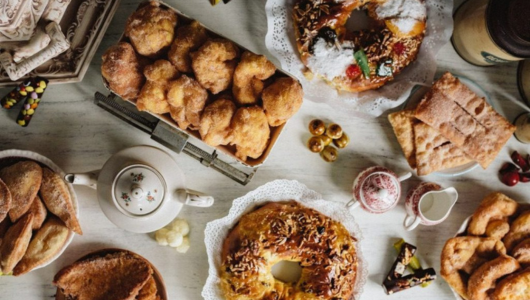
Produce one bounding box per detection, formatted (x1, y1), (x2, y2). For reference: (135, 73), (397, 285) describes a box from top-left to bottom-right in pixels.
(403, 214), (421, 231)
(346, 199), (360, 213)
(177, 189), (214, 207)
(397, 172), (412, 182)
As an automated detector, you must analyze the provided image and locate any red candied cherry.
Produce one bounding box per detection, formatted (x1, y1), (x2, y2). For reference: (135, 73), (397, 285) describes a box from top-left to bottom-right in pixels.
(511, 151), (530, 172)
(393, 42), (406, 55)
(499, 162), (520, 175)
(520, 173), (530, 183)
(501, 171), (520, 186)
(346, 65), (361, 79)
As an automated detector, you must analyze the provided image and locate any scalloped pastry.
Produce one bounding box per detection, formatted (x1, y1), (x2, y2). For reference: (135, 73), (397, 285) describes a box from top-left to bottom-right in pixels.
(0, 214), (33, 274)
(0, 161), (42, 222)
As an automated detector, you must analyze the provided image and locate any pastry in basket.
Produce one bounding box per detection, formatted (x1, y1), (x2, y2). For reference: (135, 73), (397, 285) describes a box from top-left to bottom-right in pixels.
(229, 106), (270, 161)
(261, 77), (304, 127)
(0, 161), (42, 222)
(467, 255), (520, 300)
(0, 218), (11, 245)
(136, 60), (179, 114)
(168, 20), (208, 73)
(40, 168), (82, 235)
(191, 39), (240, 94)
(137, 275), (159, 300)
(503, 211), (530, 252)
(167, 74), (208, 130)
(13, 216), (69, 276)
(54, 251), (153, 300)
(0, 214), (34, 274)
(125, 1), (178, 57)
(101, 42), (146, 100)
(486, 220), (511, 240)
(199, 96), (236, 147)
(467, 192), (519, 236)
(220, 201), (358, 300)
(415, 72), (516, 169)
(232, 51), (276, 105)
(493, 267), (530, 300)
(25, 195), (47, 230)
(512, 239), (530, 265)
(292, 0), (426, 92)
(0, 178), (11, 223)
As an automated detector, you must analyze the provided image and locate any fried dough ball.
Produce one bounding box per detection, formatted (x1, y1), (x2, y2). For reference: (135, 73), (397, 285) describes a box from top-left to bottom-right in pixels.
(191, 39), (240, 94)
(230, 106), (270, 161)
(441, 236), (506, 300)
(486, 220), (511, 239)
(232, 51), (276, 105)
(467, 255), (520, 300)
(199, 97), (236, 147)
(166, 75), (208, 130)
(168, 21), (208, 73)
(101, 42), (145, 100)
(468, 192), (519, 236)
(261, 77), (304, 126)
(136, 60), (179, 114)
(125, 1), (177, 57)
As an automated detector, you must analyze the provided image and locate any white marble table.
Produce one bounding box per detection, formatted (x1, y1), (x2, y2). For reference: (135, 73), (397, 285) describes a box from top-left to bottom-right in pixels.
(0, 0), (529, 299)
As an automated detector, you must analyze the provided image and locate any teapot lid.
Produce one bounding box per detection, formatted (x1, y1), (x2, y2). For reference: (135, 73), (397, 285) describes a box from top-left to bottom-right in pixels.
(359, 171), (400, 212)
(112, 164), (165, 216)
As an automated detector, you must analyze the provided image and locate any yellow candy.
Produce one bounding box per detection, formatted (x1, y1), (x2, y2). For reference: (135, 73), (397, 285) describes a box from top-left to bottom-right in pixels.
(27, 109), (34, 115)
(35, 87), (43, 93)
(39, 81), (47, 88)
(28, 99), (34, 105)
(22, 110), (26, 115)
(17, 120), (25, 126)
(26, 86), (34, 92)
(20, 91), (27, 96)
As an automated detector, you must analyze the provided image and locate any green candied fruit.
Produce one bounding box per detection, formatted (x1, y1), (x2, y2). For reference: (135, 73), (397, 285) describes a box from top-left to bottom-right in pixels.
(28, 99), (34, 105)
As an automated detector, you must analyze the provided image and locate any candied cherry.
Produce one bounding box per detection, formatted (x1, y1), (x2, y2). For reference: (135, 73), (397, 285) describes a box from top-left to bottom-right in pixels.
(511, 151), (530, 172)
(520, 173), (530, 183)
(501, 171), (520, 187)
(393, 42), (406, 55)
(346, 65), (361, 79)
(500, 162), (520, 175)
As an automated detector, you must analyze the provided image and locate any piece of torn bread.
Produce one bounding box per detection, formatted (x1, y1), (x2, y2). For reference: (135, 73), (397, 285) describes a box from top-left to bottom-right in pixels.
(388, 110), (419, 169)
(415, 72), (515, 169)
(414, 122), (472, 176)
(54, 251), (153, 300)
(13, 216), (69, 276)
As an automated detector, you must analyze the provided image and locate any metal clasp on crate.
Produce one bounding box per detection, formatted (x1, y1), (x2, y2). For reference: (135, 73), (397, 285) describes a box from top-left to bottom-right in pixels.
(94, 92), (256, 185)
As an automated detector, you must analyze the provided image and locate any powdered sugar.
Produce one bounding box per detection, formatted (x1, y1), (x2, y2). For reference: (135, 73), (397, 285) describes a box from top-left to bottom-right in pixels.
(306, 39), (355, 80)
(389, 17), (418, 34)
(376, 0), (427, 20)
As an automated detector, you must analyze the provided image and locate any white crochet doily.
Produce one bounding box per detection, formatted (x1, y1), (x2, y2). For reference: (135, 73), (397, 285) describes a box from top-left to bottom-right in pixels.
(265, 0), (453, 117)
(202, 179), (368, 300)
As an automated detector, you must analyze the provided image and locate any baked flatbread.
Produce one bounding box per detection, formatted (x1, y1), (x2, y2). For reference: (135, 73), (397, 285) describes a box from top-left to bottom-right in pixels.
(25, 195), (47, 230)
(40, 168), (82, 235)
(415, 72), (516, 169)
(13, 216), (69, 276)
(0, 161), (42, 222)
(414, 123), (472, 176)
(54, 251), (152, 300)
(0, 178), (11, 223)
(137, 275), (159, 300)
(0, 214), (33, 274)
(388, 110), (419, 169)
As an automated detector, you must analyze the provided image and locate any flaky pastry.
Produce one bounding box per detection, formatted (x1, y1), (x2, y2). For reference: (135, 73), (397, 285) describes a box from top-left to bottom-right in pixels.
(468, 192), (519, 236)
(512, 239), (530, 265)
(0, 161), (42, 222)
(388, 110), (419, 169)
(503, 211), (530, 252)
(467, 255), (520, 300)
(25, 195), (47, 230)
(493, 267), (530, 300)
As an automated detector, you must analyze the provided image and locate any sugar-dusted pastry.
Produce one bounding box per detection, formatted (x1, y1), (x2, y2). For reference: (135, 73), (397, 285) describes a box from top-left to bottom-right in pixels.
(415, 72), (516, 169)
(136, 60), (179, 114)
(101, 42), (145, 100)
(0, 161), (42, 222)
(413, 122), (472, 176)
(0, 217), (11, 246)
(191, 39), (240, 94)
(136, 275), (159, 300)
(467, 255), (520, 300)
(486, 220), (511, 240)
(493, 267), (530, 300)
(388, 110), (419, 169)
(0, 214), (34, 274)
(125, 1), (177, 57)
(468, 193), (519, 236)
(503, 211), (530, 252)
(40, 168), (82, 235)
(168, 20), (208, 73)
(166, 75), (208, 130)
(25, 195), (47, 230)
(261, 77), (303, 127)
(230, 106), (270, 161)
(232, 51), (276, 105)
(13, 216), (70, 276)
(199, 97), (236, 147)
(0, 178), (11, 223)
(512, 239), (530, 265)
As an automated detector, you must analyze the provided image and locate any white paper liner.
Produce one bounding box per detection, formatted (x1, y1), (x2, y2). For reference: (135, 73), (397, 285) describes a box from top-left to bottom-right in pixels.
(265, 0), (454, 117)
(202, 179), (368, 300)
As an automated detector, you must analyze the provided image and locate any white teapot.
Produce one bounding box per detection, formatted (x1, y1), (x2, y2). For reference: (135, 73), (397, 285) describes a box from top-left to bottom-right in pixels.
(65, 146), (213, 233)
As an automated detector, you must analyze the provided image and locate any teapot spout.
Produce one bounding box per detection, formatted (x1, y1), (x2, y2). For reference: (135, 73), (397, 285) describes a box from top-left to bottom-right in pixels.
(64, 171), (99, 189)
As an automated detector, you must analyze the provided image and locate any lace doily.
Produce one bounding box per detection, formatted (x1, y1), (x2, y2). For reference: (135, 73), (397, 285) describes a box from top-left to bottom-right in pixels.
(202, 179), (368, 300)
(265, 0), (453, 117)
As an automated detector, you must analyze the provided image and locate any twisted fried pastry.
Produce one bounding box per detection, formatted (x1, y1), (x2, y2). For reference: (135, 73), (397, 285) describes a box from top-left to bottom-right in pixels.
(493, 267), (530, 300)
(504, 211), (530, 252)
(468, 193), (519, 236)
(467, 255), (520, 300)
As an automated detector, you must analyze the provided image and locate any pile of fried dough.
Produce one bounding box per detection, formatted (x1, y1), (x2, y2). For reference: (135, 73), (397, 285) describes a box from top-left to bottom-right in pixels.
(389, 72), (515, 176)
(54, 250), (161, 300)
(101, 1), (303, 161)
(0, 160), (82, 276)
(441, 192), (530, 300)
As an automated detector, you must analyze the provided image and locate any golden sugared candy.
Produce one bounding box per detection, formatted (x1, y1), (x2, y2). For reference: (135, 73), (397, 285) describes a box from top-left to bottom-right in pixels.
(308, 119), (326, 136)
(308, 136), (324, 153)
(333, 133), (349, 148)
(321, 145), (338, 162)
(320, 135), (332, 146)
(326, 123), (343, 139)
